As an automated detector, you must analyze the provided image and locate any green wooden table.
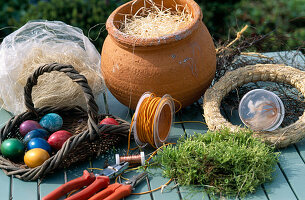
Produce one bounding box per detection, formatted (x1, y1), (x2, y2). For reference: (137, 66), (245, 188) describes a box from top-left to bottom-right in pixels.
(0, 51), (305, 200)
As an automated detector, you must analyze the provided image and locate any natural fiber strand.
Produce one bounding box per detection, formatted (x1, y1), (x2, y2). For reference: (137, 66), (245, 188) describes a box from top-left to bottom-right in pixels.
(119, 0), (193, 38)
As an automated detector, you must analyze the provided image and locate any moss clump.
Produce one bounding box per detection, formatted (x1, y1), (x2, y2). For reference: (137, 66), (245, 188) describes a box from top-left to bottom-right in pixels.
(154, 128), (279, 198)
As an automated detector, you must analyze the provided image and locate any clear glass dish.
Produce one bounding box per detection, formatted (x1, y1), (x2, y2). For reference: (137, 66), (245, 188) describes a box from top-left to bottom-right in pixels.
(238, 89), (285, 131)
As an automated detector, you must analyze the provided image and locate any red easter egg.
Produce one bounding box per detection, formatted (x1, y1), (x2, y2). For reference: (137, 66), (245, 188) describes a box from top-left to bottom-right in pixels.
(47, 130), (72, 151)
(99, 117), (119, 125)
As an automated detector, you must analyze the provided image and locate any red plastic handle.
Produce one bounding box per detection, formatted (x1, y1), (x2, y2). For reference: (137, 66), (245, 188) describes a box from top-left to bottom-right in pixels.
(103, 184), (132, 200)
(65, 176), (110, 200)
(43, 170), (95, 200)
(88, 183), (122, 200)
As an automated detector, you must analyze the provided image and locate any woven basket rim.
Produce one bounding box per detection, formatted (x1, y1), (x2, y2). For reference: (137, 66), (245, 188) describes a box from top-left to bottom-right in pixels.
(0, 63), (131, 181)
(203, 64), (305, 148)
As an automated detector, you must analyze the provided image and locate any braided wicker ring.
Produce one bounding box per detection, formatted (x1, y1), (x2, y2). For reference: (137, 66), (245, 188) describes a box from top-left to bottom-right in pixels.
(203, 64), (305, 148)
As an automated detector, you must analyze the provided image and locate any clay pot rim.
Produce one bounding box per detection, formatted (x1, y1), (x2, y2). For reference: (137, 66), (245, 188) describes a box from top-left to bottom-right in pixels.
(106, 0), (202, 47)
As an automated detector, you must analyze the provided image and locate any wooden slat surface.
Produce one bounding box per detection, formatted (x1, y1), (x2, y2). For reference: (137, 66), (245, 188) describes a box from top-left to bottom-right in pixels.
(0, 171), (10, 200)
(264, 165), (297, 200)
(179, 103), (210, 200)
(12, 178), (38, 200)
(0, 109), (12, 200)
(39, 170), (65, 199)
(278, 146), (305, 200)
(0, 51), (304, 200)
(223, 109), (296, 200)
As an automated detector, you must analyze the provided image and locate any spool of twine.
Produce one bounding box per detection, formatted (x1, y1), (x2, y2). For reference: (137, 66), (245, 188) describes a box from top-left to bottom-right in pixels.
(132, 92), (175, 148)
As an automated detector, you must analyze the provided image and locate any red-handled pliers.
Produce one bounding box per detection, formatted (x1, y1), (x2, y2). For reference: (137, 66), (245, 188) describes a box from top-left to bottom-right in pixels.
(88, 172), (148, 200)
(43, 162), (129, 200)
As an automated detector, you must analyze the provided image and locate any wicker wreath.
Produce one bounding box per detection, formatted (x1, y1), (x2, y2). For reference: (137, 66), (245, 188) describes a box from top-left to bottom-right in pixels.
(203, 64), (305, 148)
(0, 63), (130, 181)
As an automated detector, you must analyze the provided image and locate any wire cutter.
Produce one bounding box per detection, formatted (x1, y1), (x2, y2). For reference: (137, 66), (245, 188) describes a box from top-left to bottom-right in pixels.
(43, 162), (129, 200)
(88, 171), (148, 200)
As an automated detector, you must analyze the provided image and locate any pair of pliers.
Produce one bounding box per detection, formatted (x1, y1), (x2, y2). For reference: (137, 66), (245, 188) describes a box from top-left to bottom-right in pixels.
(89, 171), (148, 200)
(43, 162), (129, 200)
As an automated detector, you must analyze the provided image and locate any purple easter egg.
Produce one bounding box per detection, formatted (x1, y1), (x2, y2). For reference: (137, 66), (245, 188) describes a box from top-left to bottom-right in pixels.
(19, 120), (42, 136)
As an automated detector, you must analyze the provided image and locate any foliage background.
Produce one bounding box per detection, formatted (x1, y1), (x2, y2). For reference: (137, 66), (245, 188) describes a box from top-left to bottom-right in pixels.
(0, 0), (304, 52)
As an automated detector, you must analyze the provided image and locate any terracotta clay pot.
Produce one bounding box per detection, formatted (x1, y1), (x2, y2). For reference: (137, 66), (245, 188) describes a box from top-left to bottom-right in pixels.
(101, 0), (216, 109)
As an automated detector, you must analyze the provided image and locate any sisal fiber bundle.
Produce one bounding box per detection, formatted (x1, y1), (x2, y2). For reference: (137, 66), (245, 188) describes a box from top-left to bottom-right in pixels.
(18, 44), (103, 111)
(0, 20), (104, 115)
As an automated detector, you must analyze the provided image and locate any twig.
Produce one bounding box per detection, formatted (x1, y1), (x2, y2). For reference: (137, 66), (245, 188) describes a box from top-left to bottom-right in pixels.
(216, 25), (249, 54)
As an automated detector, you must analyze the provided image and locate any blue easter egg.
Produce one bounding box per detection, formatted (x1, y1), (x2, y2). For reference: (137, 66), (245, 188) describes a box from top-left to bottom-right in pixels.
(27, 138), (52, 154)
(39, 113), (63, 132)
(23, 129), (49, 145)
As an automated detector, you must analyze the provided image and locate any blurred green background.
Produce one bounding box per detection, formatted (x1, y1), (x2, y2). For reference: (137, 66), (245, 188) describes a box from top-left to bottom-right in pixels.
(0, 0), (304, 52)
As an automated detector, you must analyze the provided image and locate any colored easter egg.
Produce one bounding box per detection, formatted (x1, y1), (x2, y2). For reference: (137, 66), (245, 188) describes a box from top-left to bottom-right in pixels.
(99, 117), (119, 125)
(1, 138), (25, 159)
(24, 148), (50, 168)
(48, 130), (72, 151)
(19, 120), (43, 136)
(23, 129), (49, 145)
(39, 113), (63, 132)
(27, 138), (52, 154)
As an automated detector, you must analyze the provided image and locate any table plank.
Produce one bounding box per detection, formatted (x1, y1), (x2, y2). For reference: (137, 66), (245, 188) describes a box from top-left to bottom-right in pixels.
(223, 107), (297, 200)
(148, 169), (180, 200)
(244, 186), (268, 200)
(12, 178), (38, 200)
(278, 146), (305, 200)
(295, 139), (305, 164)
(179, 103), (210, 200)
(39, 170), (65, 199)
(263, 164), (297, 200)
(0, 109), (14, 200)
(179, 104), (208, 135)
(0, 171), (10, 200)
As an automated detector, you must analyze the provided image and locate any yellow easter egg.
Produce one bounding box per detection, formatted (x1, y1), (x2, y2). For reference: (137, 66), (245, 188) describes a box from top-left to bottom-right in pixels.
(24, 148), (50, 168)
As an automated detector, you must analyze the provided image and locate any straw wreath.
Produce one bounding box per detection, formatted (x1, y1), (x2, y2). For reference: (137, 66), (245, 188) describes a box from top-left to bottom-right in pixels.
(203, 64), (305, 148)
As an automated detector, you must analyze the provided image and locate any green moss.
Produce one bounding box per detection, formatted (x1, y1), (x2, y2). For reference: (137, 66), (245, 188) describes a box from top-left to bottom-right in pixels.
(154, 128), (279, 198)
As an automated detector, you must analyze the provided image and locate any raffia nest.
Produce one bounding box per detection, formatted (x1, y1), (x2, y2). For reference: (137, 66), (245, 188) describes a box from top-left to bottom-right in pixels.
(203, 64), (305, 148)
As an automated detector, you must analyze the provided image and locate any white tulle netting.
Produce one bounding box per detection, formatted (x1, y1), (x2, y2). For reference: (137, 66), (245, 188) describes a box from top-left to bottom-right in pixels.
(0, 20), (105, 115)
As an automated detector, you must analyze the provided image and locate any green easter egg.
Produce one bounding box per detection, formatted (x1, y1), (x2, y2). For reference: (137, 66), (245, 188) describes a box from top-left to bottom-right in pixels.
(1, 138), (25, 159)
